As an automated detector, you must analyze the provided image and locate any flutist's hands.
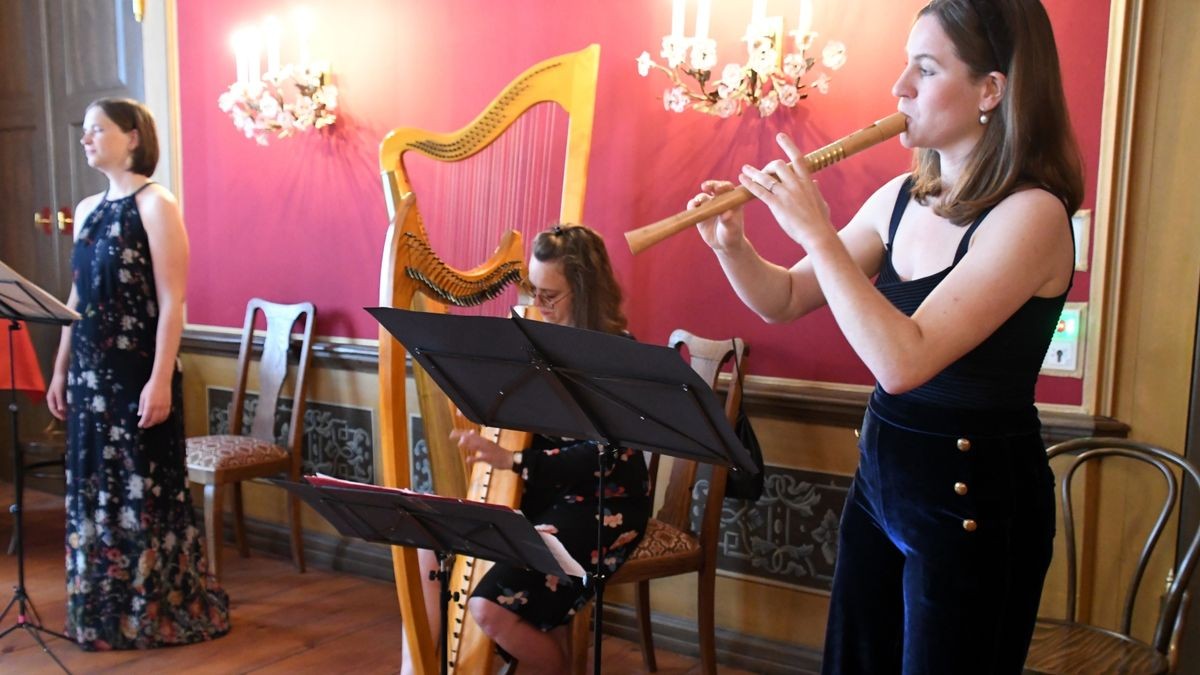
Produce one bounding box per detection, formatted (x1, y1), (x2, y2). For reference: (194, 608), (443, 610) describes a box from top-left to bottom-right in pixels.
(688, 180), (747, 253)
(452, 428), (516, 471)
(740, 133), (833, 250)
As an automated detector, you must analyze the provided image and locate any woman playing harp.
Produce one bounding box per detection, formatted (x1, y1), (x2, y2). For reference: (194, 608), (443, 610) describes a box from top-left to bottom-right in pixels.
(401, 226), (650, 675)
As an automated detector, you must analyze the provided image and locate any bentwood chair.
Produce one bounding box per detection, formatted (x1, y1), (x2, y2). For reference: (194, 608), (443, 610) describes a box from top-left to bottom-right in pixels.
(569, 329), (748, 675)
(1024, 437), (1200, 675)
(185, 299), (315, 583)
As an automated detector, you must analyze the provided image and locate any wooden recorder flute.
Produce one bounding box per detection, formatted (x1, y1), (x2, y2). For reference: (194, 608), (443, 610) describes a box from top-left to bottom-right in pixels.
(625, 112), (908, 255)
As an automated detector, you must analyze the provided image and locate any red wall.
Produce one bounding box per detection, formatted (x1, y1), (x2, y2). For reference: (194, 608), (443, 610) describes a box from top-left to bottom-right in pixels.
(177, 0), (1108, 405)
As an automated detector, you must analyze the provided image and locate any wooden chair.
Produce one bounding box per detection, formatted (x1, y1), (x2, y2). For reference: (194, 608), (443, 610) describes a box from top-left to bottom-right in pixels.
(1024, 437), (1200, 675)
(569, 329), (748, 675)
(185, 299), (315, 583)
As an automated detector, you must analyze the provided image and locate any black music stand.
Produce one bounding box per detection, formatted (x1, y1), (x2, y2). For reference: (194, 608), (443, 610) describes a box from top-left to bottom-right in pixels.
(368, 307), (755, 674)
(0, 260), (79, 673)
(274, 476), (578, 675)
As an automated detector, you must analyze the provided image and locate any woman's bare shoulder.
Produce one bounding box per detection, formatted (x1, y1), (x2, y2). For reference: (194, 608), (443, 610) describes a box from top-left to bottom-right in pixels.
(136, 183), (180, 211)
(986, 187), (1070, 238)
(71, 193), (105, 241)
(848, 173), (913, 235)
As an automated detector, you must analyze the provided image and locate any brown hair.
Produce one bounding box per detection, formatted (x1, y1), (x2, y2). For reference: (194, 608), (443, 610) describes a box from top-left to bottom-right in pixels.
(910, 0), (1083, 224)
(86, 98), (160, 177)
(531, 224), (627, 335)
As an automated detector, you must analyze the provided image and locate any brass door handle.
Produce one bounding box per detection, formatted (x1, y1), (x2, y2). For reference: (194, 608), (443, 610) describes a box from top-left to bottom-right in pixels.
(34, 210), (52, 231)
(57, 209), (73, 233)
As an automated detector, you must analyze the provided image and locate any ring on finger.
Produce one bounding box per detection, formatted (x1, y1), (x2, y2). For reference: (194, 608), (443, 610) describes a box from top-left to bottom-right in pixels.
(766, 180), (778, 194)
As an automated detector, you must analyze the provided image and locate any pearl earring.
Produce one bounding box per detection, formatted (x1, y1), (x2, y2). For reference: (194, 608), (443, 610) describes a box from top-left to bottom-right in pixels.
(979, 111), (990, 125)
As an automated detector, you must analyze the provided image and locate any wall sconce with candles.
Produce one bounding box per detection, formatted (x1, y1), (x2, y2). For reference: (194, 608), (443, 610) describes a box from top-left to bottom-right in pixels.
(637, 0), (846, 118)
(217, 9), (338, 145)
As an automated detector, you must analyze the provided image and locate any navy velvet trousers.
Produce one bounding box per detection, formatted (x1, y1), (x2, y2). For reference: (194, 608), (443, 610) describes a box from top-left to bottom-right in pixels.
(822, 395), (1056, 674)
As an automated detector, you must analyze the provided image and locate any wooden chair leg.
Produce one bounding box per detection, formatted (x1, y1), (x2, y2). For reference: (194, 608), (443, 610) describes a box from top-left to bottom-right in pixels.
(635, 580), (657, 672)
(203, 482), (224, 583)
(232, 481), (249, 558)
(698, 567), (717, 675)
(287, 491), (305, 572)
(569, 602), (591, 675)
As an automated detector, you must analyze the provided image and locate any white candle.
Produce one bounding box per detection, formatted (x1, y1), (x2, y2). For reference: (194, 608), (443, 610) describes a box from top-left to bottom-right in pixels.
(294, 7), (316, 69)
(231, 28), (249, 85)
(671, 0), (685, 37)
(246, 27), (262, 84)
(751, 0), (767, 27)
(695, 0), (711, 39)
(797, 0), (813, 36)
(264, 16), (282, 75)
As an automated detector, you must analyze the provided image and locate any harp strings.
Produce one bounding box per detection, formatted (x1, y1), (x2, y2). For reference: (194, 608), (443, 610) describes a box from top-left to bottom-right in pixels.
(412, 103), (566, 317)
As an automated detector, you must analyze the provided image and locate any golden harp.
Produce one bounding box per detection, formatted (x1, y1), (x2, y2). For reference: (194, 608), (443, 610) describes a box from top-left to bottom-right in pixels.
(377, 44), (600, 675)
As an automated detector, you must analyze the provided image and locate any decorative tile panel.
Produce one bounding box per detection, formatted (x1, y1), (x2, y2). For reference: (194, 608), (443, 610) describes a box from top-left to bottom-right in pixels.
(206, 387), (374, 483)
(409, 415), (434, 493)
(694, 466), (852, 593)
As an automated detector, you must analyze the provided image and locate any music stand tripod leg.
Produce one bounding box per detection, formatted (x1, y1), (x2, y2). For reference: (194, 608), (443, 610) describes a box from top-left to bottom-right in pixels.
(590, 443), (614, 675)
(0, 611), (72, 674)
(0, 321), (72, 674)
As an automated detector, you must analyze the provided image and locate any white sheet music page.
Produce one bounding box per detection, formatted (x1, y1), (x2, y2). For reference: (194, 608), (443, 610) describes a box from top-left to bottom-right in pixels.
(536, 526), (586, 578)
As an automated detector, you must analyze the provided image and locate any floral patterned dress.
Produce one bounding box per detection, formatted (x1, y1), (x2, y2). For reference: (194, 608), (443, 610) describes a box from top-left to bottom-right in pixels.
(65, 184), (230, 650)
(470, 436), (650, 631)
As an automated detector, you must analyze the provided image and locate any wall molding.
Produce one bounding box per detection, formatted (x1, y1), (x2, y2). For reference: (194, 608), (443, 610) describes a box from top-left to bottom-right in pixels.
(182, 327), (381, 372)
(1085, 0), (1146, 417)
(182, 327), (1129, 442)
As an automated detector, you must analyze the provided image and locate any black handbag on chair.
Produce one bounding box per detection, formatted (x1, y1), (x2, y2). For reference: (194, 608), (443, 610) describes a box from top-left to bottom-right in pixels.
(725, 340), (764, 503)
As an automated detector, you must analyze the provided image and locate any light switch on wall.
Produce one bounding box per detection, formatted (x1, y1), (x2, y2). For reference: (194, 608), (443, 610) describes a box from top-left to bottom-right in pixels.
(1042, 302), (1086, 377)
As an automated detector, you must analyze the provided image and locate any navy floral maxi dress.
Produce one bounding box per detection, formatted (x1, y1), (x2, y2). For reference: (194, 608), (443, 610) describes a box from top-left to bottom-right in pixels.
(65, 185), (230, 650)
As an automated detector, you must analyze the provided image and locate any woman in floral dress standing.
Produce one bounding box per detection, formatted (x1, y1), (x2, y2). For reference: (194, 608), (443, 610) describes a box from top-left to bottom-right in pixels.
(46, 98), (230, 650)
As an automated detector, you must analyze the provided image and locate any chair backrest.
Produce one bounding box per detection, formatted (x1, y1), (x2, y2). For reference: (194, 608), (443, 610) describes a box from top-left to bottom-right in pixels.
(229, 298), (316, 455)
(1046, 437), (1200, 654)
(653, 329), (748, 539)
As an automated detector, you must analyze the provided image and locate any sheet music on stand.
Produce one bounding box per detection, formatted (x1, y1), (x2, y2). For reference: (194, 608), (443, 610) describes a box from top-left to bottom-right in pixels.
(295, 474), (585, 579)
(0, 260), (78, 325)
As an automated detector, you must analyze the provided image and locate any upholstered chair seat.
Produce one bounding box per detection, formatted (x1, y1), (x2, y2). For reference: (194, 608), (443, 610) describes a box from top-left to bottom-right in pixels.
(626, 518), (700, 561)
(186, 435), (290, 473)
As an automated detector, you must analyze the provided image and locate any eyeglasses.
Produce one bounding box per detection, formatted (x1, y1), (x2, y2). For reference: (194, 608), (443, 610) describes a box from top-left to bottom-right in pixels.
(528, 287), (571, 310)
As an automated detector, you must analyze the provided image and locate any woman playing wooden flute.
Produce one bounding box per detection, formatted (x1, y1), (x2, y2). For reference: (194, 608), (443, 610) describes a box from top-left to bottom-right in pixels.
(689, 0), (1081, 672)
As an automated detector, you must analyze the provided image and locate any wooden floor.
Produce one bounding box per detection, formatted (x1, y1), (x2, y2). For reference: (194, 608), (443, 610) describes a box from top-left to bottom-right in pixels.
(0, 483), (756, 674)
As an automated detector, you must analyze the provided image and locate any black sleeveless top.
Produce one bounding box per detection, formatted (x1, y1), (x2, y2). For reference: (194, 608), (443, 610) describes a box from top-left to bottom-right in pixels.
(872, 177), (1071, 411)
